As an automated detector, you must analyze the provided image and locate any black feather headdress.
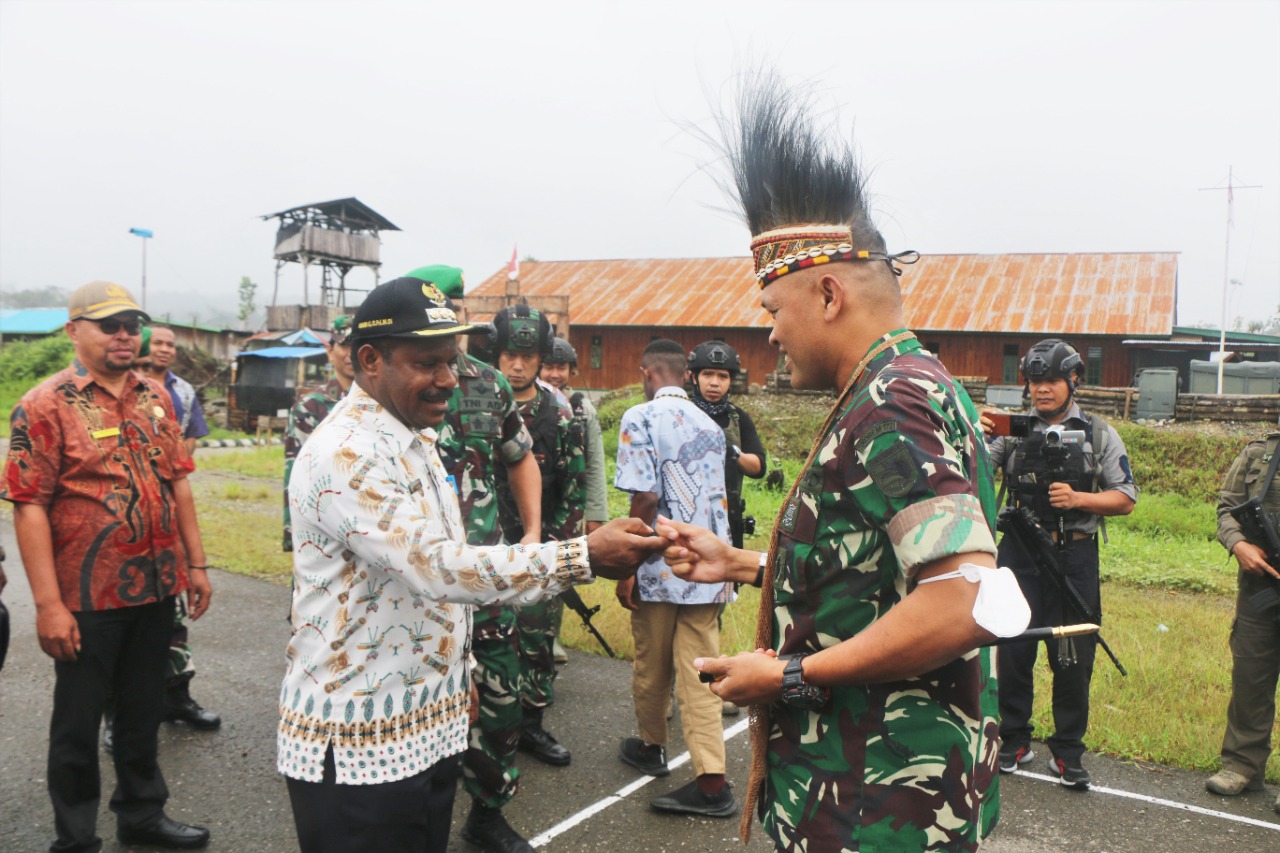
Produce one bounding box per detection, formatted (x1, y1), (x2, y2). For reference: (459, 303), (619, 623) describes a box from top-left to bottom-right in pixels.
(710, 69), (914, 287)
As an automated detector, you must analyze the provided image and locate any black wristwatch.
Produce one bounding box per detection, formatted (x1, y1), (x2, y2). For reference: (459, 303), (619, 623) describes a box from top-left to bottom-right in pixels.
(779, 655), (829, 711)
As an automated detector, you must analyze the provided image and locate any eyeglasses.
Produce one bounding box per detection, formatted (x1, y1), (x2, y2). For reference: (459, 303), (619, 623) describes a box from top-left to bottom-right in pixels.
(85, 318), (143, 336)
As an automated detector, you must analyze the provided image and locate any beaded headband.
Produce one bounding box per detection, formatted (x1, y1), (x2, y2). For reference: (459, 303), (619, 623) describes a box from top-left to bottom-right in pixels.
(749, 225), (918, 288)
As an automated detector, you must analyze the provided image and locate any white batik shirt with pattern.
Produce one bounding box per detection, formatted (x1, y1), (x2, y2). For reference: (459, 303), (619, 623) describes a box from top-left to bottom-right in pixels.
(278, 386), (591, 785)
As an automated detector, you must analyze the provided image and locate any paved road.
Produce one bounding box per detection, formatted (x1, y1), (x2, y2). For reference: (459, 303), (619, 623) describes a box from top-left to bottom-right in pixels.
(3, 518), (1279, 851)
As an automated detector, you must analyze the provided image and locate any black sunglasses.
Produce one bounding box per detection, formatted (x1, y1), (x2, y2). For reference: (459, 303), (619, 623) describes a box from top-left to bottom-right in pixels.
(85, 317), (143, 336)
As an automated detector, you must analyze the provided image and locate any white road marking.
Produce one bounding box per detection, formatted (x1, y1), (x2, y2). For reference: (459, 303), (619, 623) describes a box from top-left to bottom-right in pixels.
(529, 717), (751, 848)
(1019, 770), (1280, 832)
(533, 721), (1280, 847)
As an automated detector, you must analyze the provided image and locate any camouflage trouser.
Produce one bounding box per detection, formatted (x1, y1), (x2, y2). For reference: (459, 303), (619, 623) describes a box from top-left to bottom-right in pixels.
(516, 597), (562, 709)
(464, 607), (523, 807)
(166, 595), (195, 689)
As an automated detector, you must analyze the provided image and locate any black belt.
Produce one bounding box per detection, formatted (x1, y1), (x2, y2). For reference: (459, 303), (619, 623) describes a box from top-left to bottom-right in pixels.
(1050, 530), (1096, 544)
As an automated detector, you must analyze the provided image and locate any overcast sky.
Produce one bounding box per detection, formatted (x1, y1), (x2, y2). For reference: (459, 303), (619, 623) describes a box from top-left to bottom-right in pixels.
(1, 0), (1276, 329)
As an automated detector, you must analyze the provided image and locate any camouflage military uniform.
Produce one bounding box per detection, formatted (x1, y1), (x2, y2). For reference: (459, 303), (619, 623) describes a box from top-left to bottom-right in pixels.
(435, 354), (535, 808)
(497, 386), (586, 711)
(766, 332), (1000, 851)
(282, 378), (345, 552)
(1214, 434), (1280, 785)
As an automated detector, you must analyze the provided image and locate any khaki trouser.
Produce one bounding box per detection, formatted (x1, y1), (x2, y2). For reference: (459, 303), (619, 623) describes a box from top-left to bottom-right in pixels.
(630, 601), (726, 777)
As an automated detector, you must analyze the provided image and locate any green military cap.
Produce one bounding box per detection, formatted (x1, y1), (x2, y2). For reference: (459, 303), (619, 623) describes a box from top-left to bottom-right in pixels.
(330, 314), (354, 345)
(403, 265), (465, 299)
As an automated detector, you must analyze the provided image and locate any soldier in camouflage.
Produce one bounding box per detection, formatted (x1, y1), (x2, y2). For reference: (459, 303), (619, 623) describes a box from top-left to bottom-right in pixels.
(489, 305), (586, 770)
(282, 315), (354, 552)
(541, 337), (606, 665)
(406, 265), (544, 853)
(1205, 431), (1280, 813)
(656, 73), (1016, 851)
(541, 337), (607, 533)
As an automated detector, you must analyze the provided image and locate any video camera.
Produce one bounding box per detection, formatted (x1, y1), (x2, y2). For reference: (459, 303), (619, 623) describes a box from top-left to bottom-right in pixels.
(1013, 425), (1087, 497)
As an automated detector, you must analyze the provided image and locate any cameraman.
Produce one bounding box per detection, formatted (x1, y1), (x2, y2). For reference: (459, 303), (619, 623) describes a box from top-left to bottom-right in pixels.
(686, 341), (766, 549)
(980, 338), (1136, 790)
(1205, 430), (1280, 811)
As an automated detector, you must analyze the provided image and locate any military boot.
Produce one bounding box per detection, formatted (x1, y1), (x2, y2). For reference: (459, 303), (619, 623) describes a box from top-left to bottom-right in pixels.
(461, 800), (534, 853)
(518, 706), (570, 766)
(164, 682), (222, 731)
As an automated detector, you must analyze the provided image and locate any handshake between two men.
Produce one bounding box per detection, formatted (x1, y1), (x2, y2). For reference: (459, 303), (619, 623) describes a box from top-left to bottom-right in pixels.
(650, 515), (1032, 708)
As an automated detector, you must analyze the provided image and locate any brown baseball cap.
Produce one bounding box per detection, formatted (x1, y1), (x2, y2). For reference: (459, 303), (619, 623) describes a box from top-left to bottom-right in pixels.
(68, 281), (151, 322)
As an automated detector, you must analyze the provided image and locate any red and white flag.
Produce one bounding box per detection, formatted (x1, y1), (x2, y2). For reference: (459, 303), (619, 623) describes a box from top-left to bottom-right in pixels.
(507, 245), (519, 280)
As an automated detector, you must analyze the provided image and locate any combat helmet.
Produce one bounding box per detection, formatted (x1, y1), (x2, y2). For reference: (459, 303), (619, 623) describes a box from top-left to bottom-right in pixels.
(1020, 339), (1084, 389)
(491, 305), (552, 359)
(546, 337), (578, 367)
(687, 340), (741, 375)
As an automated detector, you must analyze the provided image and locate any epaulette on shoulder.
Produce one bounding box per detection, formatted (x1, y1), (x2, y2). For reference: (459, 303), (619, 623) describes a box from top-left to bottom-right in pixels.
(1245, 434), (1280, 454)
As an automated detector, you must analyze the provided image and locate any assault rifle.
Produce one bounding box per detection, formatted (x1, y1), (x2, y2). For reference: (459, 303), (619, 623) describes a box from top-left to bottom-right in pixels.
(997, 507), (1127, 676)
(559, 586), (616, 658)
(1227, 497), (1280, 615)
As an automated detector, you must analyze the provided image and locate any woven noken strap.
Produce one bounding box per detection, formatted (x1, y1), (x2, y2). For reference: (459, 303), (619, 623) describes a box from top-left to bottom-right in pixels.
(738, 331), (915, 844)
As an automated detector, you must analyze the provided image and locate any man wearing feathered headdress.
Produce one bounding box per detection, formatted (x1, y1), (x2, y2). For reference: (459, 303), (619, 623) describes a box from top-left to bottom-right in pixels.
(657, 72), (1024, 850)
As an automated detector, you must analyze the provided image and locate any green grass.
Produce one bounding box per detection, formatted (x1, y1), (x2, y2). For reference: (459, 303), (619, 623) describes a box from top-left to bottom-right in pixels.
(194, 446), (283, 479)
(203, 427), (256, 442)
(0, 380), (30, 438)
(190, 474), (293, 582)
(1028, 585), (1277, 779)
(158, 390), (1272, 781)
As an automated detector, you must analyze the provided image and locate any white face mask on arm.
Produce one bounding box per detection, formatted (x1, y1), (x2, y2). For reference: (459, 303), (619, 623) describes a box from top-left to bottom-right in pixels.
(916, 564), (1032, 638)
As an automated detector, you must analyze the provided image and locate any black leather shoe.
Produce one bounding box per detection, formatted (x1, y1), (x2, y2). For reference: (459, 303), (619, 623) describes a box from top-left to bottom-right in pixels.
(460, 801), (534, 853)
(518, 724), (571, 766)
(650, 779), (737, 818)
(619, 736), (669, 777)
(102, 714), (114, 755)
(164, 693), (222, 731)
(117, 816), (211, 849)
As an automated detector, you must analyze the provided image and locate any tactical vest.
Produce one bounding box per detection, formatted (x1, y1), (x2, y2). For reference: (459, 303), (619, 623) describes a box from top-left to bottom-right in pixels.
(1243, 437), (1280, 517)
(497, 388), (563, 540)
(1007, 414), (1105, 528)
(568, 391), (588, 451)
(723, 406), (743, 474)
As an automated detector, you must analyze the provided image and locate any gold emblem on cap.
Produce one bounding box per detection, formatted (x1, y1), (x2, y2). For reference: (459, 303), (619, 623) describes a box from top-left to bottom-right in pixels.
(421, 283), (446, 302)
(106, 284), (129, 298)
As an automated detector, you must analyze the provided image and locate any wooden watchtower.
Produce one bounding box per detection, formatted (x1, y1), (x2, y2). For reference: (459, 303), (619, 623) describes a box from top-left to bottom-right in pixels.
(262, 197), (400, 326)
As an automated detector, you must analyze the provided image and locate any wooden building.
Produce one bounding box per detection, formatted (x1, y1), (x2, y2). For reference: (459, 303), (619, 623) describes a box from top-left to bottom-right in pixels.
(470, 252), (1180, 391)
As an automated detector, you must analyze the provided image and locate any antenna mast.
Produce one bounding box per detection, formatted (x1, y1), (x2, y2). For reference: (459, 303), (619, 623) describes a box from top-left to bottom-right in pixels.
(1199, 167), (1261, 394)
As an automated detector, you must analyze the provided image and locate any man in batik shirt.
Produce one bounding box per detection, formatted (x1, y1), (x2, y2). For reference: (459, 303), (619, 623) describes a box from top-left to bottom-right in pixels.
(3, 281), (213, 851)
(614, 338), (737, 818)
(279, 277), (662, 852)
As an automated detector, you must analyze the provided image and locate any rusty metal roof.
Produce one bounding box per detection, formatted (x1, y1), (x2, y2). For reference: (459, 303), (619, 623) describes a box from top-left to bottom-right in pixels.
(470, 252), (1179, 335)
(471, 258), (770, 328)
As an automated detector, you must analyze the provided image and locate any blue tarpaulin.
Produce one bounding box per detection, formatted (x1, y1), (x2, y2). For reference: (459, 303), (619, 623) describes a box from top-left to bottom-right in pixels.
(236, 346), (326, 359)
